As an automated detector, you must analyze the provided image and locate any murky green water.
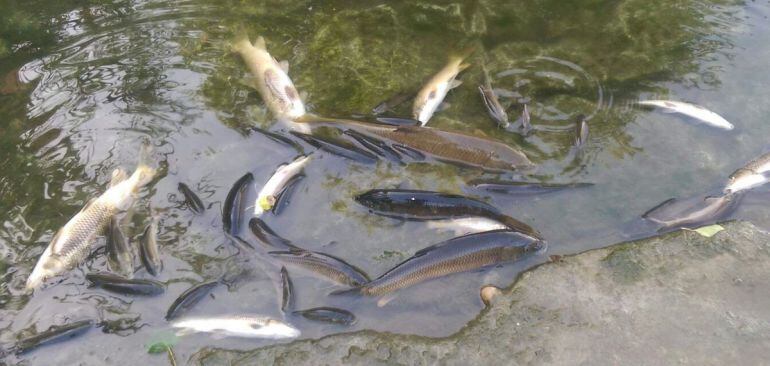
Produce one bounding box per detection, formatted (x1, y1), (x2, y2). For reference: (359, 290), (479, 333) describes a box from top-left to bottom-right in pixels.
(1, 0), (770, 364)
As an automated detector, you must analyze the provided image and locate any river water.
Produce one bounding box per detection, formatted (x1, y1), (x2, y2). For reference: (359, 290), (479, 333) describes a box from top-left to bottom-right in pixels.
(1, 0), (769, 364)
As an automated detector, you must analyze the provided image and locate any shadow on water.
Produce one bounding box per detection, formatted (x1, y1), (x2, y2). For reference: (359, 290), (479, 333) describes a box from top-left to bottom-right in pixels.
(0, 0), (766, 364)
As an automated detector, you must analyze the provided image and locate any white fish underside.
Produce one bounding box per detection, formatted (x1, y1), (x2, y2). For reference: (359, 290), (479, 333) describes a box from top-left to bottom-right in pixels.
(254, 155), (311, 216)
(638, 100), (734, 130)
(425, 217), (508, 235)
(172, 316), (300, 339)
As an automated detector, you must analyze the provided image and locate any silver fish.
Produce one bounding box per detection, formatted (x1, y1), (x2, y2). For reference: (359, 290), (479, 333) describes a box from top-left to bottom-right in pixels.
(412, 49), (472, 125)
(26, 148), (155, 290)
(520, 104), (531, 134)
(637, 100), (734, 130)
(574, 114), (588, 148)
(14, 320), (94, 354)
(172, 316), (300, 339)
(724, 151), (770, 193)
(254, 155), (311, 216)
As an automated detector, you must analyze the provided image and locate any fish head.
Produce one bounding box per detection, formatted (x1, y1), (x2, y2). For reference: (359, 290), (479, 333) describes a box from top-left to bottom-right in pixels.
(524, 239), (548, 255)
(26, 251), (66, 290)
(354, 190), (391, 211)
(725, 170), (767, 193)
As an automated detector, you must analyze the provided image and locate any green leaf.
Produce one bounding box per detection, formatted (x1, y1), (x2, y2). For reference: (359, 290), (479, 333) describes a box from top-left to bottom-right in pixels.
(147, 332), (179, 354)
(692, 224), (724, 238)
(147, 342), (170, 354)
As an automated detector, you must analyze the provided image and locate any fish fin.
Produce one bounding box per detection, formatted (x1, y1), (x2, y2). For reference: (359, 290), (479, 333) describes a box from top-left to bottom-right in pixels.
(328, 287), (362, 296)
(449, 79), (463, 89)
(253, 36), (266, 50)
(641, 198), (677, 219)
(377, 293), (398, 307)
(279, 60), (289, 73)
(108, 168), (129, 188)
(436, 102), (451, 112)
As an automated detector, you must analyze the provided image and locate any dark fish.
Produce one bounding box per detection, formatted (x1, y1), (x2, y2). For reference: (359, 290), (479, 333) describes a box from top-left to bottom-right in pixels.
(479, 86), (509, 128)
(178, 183), (205, 214)
(268, 249), (370, 287)
(223, 172), (253, 235)
(290, 131), (378, 164)
(293, 307), (355, 325)
(251, 126), (305, 154)
(354, 189), (541, 239)
(15, 319), (94, 354)
(248, 218), (298, 251)
(520, 104), (532, 134)
(139, 220), (162, 276)
(334, 230), (544, 297)
(469, 180), (594, 195)
(574, 114), (588, 148)
(372, 91), (415, 115)
(272, 174), (304, 216)
(391, 144), (425, 160)
(373, 117), (421, 126)
(343, 129), (403, 163)
(165, 280), (219, 320)
(106, 216), (132, 277)
(280, 266), (294, 313)
(642, 192), (742, 230)
(86, 272), (165, 296)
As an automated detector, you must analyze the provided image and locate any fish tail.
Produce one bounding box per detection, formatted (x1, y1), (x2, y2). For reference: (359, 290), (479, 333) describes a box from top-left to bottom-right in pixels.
(134, 142), (156, 188)
(451, 46), (476, 70)
(230, 34), (253, 54)
(328, 287), (363, 297)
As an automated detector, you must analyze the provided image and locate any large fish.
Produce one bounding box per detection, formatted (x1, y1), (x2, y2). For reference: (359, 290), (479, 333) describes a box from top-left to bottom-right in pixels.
(637, 100), (734, 130)
(269, 249), (370, 287)
(334, 230), (545, 297)
(26, 148), (155, 290)
(172, 316), (300, 339)
(413, 49), (472, 125)
(724, 151), (770, 193)
(355, 189), (541, 239)
(254, 155), (311, 216)
(231, 36), (305, 120)
(642, 193), (742, 230)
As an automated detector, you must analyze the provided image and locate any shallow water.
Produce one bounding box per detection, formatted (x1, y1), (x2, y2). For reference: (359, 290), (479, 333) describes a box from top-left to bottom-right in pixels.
(1, 0), (770, 364)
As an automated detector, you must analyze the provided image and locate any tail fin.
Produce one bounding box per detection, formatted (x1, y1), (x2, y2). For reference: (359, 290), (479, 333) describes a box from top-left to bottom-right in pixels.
(451, 46), (476, 71)
(253, 36), (266, 50)
(134, 142), (156, 187)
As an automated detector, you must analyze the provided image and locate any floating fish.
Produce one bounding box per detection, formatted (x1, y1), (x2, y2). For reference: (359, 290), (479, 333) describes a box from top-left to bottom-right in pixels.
(724, 151), (770, 193)
(231, 36), (305, 120)
(574, 114), (588, 148)
(333, 230), (545, 297)
(290, 131), (378, 164)
(106, 216), (133, 277)
(354, 189), (541, 239)
(14, 320), (94, 354)
(280, 266), (294, 313)
(425, 217), (509, 236)
(293, 307), (355, 325)
(172, 316), (300, 339)
(468, 180), (594, 195)
(177, 183), (205, 214)
(248, 218), (299, 251)
(255, 155), (311, 216)
(268, 249), (370, 287)
(372, 91), (415, 115)
(139, 219), (162, 276)
(637, 100), (734, 130)
(86, 272), (165, 296)
(223, 172), (253, 236)
(26, 146), (155, 290)
(413, 49), (472, 125)
(642, 193), (742, 230)
(165, 280), (219, 320)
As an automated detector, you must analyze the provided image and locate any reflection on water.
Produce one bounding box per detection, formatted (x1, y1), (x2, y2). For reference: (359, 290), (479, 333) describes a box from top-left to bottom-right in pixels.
(0, 0), (768, 364)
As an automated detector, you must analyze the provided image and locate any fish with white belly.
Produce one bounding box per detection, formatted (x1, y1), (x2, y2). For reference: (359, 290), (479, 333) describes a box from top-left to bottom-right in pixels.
(412, 49), (473, 125)
(724, 151), (770, 193)
(172, 316), (300, 339)
(254, 155), (311, 216)
(637, 100), (734, 130)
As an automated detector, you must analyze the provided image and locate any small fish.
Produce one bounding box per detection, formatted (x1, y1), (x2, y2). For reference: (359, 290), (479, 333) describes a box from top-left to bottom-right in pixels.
(425, 217), (509, 236)
(293, 307), (355, 326)
(290, 131), (378, 164)
(139, 219), (162, 276)
(637, 100), (734, 130)
(172, 316), (300, 339)
(86, 272), (165, 296)
(106, 216), (133, 277)
(269, 249), (370, 287)
(372, 91), (415, 115)
(222, 173), (253, 236)
(469, 180), (594, 195)
(165, 280), (219, 320)
(574, 114), (588, 148)
(519, 104), (532, 134)
(255, 155), (311, 216)
(724, 151), (770, 193)
(479, 86), (509, 128)
(14, 320), (94, 354)
(178, 183), (205, 214)
(251, 126), (305, 154)
(373, 117), (421, 127)
(413, 49), (472, 125)
(26, 145), (155, 290)
(642, 193), (742, 230)
(231, 36), (305, 120)
(354, 189), (541, 239)
(280, 267), (294, 313)
(343, 129), (403, 164)
(248, 218), (299, 251)
(333, 230), (545, 297)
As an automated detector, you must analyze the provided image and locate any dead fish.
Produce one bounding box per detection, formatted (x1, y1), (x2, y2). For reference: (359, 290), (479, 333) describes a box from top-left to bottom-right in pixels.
(343, 129), (403, 163)
(165, 280), (219, 320)
(413, 49), (473, 125)
(14, 320), (94, 354)
(642, 192), (742, 230)
(255, 155), (311, 216)
(231, 36), (305, 120)
(26, 145), (155, 290)
(519, 104), (532, 134)
(724, 151), (770, 193)
(268, 249), (370, 287)
(372, 91), (415, 115)
(290, 131), (378, 164)
(469, 180), (594, 195)
(106, 216), (133, 277)
(223, 172), (253, 236)
(574, 114), (588, 148)
(293, 307), (355, 325)
(86, 272), (165, 296)
(354, 189), (541, 239)
(333, 230), (545, 297)
(248, 218), (299, 251)
(637, 100), (734, 130)
(139, 219), (162, 276)
(178, 183), (205, 214)
(280, 267), (294, 313)
(479, 86), (509, 128)
(172, 316), (300, 339)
